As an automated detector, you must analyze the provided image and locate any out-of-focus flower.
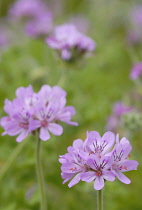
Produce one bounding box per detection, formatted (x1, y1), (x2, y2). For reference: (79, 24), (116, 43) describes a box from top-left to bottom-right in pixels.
(46, 23), (96, 61)
(59, 131), (138, 190)
(0, 32), (8, 48)
(0, 85), (78, 142)
(130, 62), (142, 80)
(25, 13), (53, 38)
(106, 101), (133, 131)
(9, 0), (48, 20)
(128, 5), (142, 44)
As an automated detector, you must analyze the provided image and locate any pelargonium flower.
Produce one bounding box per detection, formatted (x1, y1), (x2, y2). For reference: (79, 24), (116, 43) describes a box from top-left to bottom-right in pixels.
(46, 23), (96, 61)
(106, 101), (133, 131)
(9, 0), (48, 20)
(0, 85), (78, 142)
(59, 131), (138, 190)
(130, 62), (142, 80)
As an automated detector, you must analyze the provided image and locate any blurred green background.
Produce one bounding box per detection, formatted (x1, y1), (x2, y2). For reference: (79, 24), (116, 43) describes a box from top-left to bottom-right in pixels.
(0, 0), (142, 209)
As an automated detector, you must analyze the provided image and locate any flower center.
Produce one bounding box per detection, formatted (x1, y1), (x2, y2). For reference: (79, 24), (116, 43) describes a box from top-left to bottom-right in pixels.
(95, 170), (102, 176)
(41, 120), (48, 127)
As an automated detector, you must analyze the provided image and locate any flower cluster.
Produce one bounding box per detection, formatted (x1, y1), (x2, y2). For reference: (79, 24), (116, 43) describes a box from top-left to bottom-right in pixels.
(46, 23), (96, 61)
(9, 0), (46, 20)
(59, 131), (138, 190)
(0, 85), (78, 142)
(9, 0), (53, 38)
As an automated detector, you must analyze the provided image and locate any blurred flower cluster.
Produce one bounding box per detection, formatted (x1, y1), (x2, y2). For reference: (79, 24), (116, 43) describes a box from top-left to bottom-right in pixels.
(59, 131), (138, 190)
(0, 85), (78, 142)
(46, 23), (96, 61)
(128, 5), (142, 45)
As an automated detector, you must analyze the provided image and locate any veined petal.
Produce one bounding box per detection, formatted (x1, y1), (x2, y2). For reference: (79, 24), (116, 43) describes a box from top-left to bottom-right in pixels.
(87, 158), (99, 171)
(40, 127), (50, 141)
(94, 176), (104, 190)
(48, 123), (63, 136)
(68, 173), (81, 188)
(101, 131), (115, 155)
(61, 162), (81, 173)
(120, 160), (139, 172)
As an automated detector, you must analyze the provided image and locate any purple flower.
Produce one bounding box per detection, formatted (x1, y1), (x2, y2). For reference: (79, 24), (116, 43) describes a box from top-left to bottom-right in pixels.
(59, 139), (88, 187)
(81, 155), (115, 190)
(111, 135), (138, 184)
(130, 62), (142, 80)
(9, 0), (48, 20)
(83, 131), (115, 156)
(59, 131), (138, 190)
(25, 12), (53, 38)
(106, 101), (133, 131)
(0, 85), (78, 142)
(46, 23), (96, 61)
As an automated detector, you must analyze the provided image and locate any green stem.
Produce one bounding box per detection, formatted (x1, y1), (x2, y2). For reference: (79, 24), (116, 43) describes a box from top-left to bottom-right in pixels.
(36, 133), (47, 210)
(0, 137), (28, 181)
(97, 190), (103, 210)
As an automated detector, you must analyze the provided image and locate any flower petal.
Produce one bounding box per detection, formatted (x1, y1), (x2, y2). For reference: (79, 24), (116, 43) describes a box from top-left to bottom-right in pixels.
(102, 171), (115, 182)
(40, 127), (50, 141)
(68, 173), (81, 187)
(16, 130), (29, 142)
(48, 123), (63, 136)
(116, 171), (131, 184)
(81, 171), (96, 183)
(94, 176), (104, 190)
(101, 131), (115, 155)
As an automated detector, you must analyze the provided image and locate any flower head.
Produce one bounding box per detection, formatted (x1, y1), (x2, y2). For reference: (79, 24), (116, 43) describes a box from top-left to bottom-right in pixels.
(59, 131), (138, 190)
(0, 85), (78, 142)
(46, 23), (96, 61)
(9, 0), (48, 20)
